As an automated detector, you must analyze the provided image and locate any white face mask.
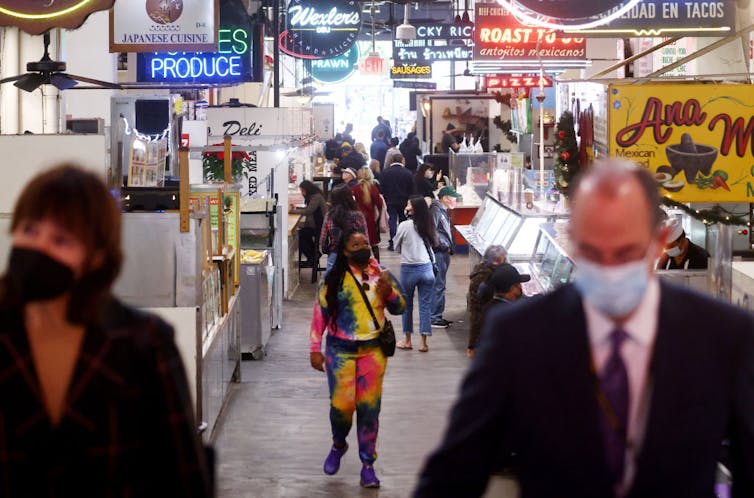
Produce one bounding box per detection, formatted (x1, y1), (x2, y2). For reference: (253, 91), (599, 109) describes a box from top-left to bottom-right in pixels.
(425, 171), (434, 179)
(573, 254), (652, 318)
(665, 246), (682, 257)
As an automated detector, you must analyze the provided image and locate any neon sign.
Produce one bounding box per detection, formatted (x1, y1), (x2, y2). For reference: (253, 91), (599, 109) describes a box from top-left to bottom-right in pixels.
(0, 0), (113, 34)
(137, 27), (258, 83)
(485, 74), (552, 89)
(279, 0), (361, 59)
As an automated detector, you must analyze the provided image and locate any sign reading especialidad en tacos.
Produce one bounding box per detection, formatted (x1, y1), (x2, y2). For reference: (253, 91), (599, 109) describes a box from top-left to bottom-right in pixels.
(609, 84), (754, 202)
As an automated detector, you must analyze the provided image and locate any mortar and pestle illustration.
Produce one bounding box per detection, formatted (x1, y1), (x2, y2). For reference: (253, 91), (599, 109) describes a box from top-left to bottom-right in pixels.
(665, 133), (718, 184)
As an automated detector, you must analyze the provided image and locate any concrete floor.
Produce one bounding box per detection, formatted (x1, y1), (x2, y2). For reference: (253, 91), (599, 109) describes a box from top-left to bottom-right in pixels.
(212, 244), (499, 498)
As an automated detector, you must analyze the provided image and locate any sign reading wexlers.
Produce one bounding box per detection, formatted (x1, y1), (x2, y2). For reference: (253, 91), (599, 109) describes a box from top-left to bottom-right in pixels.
(565, 0), (734, 37)
(0, 0), (114, 35)
(474, 4), (586, 62)
(279, 0), (361, 59)
(110, 0), (218, 52)
(393, 22), (473, 63)
(137, 25), (260, 84)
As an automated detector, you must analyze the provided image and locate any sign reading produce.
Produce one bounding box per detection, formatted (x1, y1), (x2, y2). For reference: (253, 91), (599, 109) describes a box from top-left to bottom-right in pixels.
(609, 84), (754, 202)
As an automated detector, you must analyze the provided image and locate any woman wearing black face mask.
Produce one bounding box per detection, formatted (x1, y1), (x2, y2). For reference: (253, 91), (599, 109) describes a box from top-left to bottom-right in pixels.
(309, 230), (406, 488)
(0, 165), (211, 497)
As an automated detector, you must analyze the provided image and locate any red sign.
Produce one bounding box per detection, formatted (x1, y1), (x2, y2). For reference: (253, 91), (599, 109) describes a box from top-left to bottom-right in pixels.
(485, 75), (552, 89)
(0, 0), (114, 35)
(474, 3), (585, 62)
(361, 55), (385, 74)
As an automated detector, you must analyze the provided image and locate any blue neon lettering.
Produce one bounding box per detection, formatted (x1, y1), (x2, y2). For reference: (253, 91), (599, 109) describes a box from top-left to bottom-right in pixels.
(216, 56), (230, 77)
(176, 58), (191, 78)
(151, 58), (165, 77)
(163, 58), (177, 77)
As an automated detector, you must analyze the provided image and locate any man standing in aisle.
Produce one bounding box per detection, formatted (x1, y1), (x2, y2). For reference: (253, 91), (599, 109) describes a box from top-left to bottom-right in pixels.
(430, 186), (461, 328)
(370, 131), (388, 170)
(379, 153), (413, 251)
(414, 160), (754, 497)
(371, 116), (391, 145)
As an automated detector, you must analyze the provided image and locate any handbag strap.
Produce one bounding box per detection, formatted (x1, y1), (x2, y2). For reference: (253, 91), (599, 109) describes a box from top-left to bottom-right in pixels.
(347, 269), (381, 330)
(421, 236), (436, 265)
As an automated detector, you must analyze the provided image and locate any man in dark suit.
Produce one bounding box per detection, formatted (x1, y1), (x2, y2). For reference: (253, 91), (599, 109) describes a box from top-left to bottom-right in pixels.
(414, 160), (754, 498)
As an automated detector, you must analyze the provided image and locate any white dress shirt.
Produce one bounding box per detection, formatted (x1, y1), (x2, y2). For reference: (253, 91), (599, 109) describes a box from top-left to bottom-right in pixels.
(583, 277), (660, 495)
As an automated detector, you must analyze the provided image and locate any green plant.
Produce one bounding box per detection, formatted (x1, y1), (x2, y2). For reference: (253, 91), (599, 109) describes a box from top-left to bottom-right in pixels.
(202, 143), (252, 182)
(493, 116), (518, 144)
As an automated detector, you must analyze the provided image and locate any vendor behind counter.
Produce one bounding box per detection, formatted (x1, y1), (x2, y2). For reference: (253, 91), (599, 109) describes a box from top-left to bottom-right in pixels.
(657, 218), (710, 270)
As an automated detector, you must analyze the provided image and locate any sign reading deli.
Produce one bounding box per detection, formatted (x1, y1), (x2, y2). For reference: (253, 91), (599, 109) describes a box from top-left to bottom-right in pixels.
(110, 0), (218, 52)
(609, 84), (754, 202)
(390, 63), (432, 79)
(279, 0), (361, 59)
(474, 4), (585, 62)
(0, 0), (114, 35)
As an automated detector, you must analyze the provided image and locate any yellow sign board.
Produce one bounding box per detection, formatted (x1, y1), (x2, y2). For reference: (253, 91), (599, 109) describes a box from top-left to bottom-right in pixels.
(608, 84), (754, 202)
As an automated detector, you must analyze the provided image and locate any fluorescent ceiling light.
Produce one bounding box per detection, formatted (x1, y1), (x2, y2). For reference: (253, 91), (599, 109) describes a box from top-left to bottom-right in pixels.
(495, 0), (643, 31)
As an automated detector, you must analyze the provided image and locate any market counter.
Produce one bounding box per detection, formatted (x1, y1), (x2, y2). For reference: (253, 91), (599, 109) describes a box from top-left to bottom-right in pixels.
(451, 199), (482, 254)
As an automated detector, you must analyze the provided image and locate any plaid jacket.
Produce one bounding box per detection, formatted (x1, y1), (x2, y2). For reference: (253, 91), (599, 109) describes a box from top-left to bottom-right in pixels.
(0, 299), (211, 497)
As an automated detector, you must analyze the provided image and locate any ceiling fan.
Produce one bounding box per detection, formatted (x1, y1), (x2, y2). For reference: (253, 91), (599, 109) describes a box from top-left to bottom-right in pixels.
(0, 31), (121, 92)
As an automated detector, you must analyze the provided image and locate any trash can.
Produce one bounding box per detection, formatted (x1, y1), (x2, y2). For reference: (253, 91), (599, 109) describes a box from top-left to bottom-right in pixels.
(240, 252), (273, 360)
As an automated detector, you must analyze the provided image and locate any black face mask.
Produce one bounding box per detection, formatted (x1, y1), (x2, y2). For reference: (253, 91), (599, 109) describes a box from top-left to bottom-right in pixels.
(7, 247), (75, 303)
(348, 248), (372, 266)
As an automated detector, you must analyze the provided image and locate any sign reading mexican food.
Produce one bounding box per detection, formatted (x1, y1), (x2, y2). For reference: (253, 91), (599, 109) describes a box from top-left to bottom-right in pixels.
(609, 84), (754, 202)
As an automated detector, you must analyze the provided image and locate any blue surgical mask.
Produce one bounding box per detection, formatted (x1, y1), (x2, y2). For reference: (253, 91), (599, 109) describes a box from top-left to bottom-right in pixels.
(573, 257), (651, 317)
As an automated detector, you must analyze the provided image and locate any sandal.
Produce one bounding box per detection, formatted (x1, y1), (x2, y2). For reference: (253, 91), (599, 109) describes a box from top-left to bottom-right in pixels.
(396, 341), (413, 350)
(418, 345), (429, 352)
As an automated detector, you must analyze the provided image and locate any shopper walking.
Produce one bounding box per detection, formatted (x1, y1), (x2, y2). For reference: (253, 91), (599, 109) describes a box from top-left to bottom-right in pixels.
(371, 116), (391, 145)
(351, 167), (384, 262)
(379, 154), (414, 251)
(354, 142), (370, 164)
(309, 230), (406, 489)
(0, 164), (211, 497)
(370, 131), (388, 170)
(399, 132), (422, 173)
(320, 186), (368, 273)
(414, 163), (438, 198)
(467, 245), (507, 358)
(430, 186), (461, 328)
(384, 137), (401, 168)
(290, 180), (327, 265)
(394, 196), (437, 352)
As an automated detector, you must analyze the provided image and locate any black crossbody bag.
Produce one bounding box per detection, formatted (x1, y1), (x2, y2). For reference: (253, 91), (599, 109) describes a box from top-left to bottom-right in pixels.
(347, 269), (396, 357)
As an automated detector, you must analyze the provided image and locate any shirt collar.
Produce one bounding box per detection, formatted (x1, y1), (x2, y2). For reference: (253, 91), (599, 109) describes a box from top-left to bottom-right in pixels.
(584, 277), (660, 347)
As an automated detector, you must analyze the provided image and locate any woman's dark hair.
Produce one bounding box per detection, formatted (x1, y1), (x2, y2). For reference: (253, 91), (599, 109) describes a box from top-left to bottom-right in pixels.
(1, 164), (123, 325)
(299, 180), (322, 203)
(409, 196), (437, 247)
(416, 162), (435, 179)
(328, 185), (358, 230)
(324, 229), (361, 329)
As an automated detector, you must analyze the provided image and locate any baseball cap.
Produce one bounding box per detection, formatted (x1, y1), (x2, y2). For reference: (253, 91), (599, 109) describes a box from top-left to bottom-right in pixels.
(342, 167), (357, 179)
(664, 218), (684, 242)
(489, 263), (530, 293)
(341, 141), (353, 150)
(437, 186), (461, 199)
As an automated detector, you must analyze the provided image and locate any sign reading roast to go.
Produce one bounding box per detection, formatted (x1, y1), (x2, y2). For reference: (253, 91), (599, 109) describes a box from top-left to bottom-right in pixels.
(512, 0), (628, 19)
(0, 0), (114, 35)
(280, 0), (361, 59)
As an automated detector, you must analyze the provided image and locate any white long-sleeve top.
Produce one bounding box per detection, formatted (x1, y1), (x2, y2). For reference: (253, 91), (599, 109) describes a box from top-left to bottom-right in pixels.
(394, 219), (434, 265)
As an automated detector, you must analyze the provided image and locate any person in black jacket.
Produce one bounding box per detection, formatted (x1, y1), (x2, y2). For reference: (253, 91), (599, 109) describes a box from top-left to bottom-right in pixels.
(399, 132), (422, 172)
(379, 153), (414, 251)
(414, 163), (438, 199)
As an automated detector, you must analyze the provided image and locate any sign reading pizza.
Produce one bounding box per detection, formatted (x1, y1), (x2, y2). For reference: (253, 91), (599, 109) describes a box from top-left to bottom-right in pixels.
(0, 0), (114, 35)
(609, 84), (754, 202)
(474, 4), (585, 63)
(484, 74), (552, 89)
(110, 0), (218, 53)
(279, 0), (361, 59)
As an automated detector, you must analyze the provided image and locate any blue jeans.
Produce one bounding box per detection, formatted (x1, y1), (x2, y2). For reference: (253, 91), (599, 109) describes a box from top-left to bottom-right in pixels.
(431, 251), (451, 322)
(400, 263), (435, 335)
(387, 204), (406, 247)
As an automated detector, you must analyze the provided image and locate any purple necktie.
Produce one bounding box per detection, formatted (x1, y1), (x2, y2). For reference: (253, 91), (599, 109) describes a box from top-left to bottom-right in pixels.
(599, 328), (630, 486)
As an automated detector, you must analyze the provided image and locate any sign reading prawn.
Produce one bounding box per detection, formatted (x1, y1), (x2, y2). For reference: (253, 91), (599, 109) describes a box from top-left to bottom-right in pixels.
(473, 3), (585, 65)
(609, 84), (754, 202)
(279, 0), (361, 59)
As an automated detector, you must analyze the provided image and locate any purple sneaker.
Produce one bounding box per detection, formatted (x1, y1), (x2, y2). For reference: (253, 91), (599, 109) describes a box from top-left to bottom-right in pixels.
(360, 465), (380, 488)
(323, 443), (348, 475)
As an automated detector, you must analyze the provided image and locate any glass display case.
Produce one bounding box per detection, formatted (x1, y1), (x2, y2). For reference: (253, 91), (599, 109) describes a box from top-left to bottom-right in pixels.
(530, 223), (574, 293)
(448, 151), (497, 207)
(458, 194), (569, 262)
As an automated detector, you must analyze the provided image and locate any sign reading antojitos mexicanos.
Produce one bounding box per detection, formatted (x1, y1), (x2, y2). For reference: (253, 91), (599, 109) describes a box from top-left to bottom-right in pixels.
(279, 0), (361, 59)
(609, 84), (754, 202)
(474, 4), (585, 62)
(0, 0), (114, 35)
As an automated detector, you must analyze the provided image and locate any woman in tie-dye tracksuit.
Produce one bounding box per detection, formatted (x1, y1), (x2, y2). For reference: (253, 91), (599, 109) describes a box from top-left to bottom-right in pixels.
(310, 230), (405, 489)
